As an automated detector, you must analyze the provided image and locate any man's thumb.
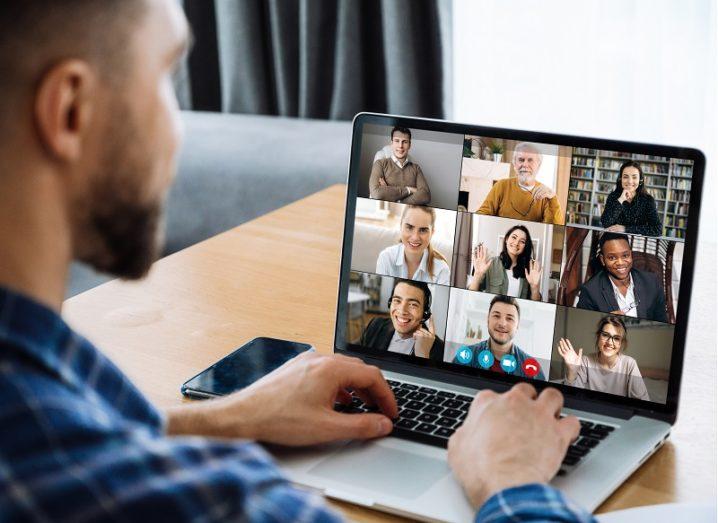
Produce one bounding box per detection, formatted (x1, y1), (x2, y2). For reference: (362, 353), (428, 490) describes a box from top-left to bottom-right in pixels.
(328, 412), (394, 440)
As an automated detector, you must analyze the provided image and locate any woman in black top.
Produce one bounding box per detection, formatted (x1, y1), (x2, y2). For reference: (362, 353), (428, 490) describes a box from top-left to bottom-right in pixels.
(600, 160), (662, 236)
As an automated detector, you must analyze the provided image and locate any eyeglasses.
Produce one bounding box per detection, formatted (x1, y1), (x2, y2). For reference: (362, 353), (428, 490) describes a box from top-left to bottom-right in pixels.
(599, 331), (623, 345)
(509, 194), (535, 217)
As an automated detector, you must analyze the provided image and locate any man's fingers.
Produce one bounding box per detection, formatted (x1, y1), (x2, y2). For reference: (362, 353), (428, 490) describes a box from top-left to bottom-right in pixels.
(333, 361), (398, 418)
(427, 316), (435, 334)
(558, 415), (581, 445)
(537, 387), (564, 417)
(510, 382), (538, 399)
(326, 412), (394, 440)
(472, 388), (497, 409)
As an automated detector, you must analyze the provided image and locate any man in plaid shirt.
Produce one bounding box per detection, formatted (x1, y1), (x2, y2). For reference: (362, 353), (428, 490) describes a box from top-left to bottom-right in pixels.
(0, 1), (593, 521)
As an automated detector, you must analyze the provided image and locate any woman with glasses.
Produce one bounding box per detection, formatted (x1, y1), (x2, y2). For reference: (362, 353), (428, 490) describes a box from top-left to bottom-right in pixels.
(467, 224), (543, 300)
(557, 316), (650, 400)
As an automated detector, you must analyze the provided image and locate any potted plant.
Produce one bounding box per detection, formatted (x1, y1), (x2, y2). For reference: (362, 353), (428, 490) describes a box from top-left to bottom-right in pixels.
(489, 141), (504, 162)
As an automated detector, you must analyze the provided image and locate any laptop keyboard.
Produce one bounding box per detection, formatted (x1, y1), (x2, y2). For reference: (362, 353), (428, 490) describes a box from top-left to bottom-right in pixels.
(335, 378), (618, 476)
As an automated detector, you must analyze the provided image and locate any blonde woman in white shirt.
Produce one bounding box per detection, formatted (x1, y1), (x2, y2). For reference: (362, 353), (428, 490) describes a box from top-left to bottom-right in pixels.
(376, 205), (450, 285)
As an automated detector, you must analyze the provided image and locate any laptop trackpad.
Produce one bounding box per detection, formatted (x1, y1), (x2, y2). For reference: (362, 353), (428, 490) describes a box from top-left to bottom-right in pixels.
(307, 441), (448, 499)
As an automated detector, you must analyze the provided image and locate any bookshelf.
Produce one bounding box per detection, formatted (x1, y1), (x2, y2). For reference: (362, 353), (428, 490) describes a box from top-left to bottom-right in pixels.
(566, 149), (693, 239)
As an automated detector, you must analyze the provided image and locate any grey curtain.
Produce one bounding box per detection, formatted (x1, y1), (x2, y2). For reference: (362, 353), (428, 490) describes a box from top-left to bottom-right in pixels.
(178, 0), (451, 120)
(451, 212), (473, 288)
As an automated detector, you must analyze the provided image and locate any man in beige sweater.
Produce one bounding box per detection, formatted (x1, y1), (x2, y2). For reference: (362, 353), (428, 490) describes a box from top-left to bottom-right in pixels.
(369, 126), (431, 204)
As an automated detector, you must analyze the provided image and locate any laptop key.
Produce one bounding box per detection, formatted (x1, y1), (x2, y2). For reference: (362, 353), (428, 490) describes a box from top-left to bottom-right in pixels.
(394, 388), (410, 398)
(442, 408), (463, 419)
(436, 417), (455, 428)
(582, 429), (609, 440)
(405, 400), (425, 411)
(456, 394), (474, 402)
(562, 455), (580, 466)
(386, 380), (399, 387)
(396, 397), (409, 407)
(417, 413), (439, 424)
(407, 391), (428, 401)
(576, 437), (599, 449)
(399, 383), (419, 390)
(437, 391), (456, 398)
(422, 404), (444, 415)
(579, 420), (594, 429)
(415, 423), (438, 434)
(425, 395), (445, 405)
(442, 399), (464, 409)
(419, 386), (438, 394)
(434, 427), (455, 438)
(401, 408), (421, 419)
(594, 424), (615, 432)
(567, 445), (589, 457)
(395, 418), (420, 429)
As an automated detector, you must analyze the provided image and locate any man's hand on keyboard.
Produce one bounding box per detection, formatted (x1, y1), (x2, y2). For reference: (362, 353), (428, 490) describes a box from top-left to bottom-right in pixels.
(447, 383), (580, 509)
(167, 352), (397, 445)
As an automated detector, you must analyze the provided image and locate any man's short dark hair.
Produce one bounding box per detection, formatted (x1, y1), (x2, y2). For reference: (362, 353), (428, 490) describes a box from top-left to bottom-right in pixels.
(391, 127), (412, 141)
(0, 1), (146, 134)
(488, 295), (520, 318)
(599, 232), (631, 255)
(391, 278), (431, 311)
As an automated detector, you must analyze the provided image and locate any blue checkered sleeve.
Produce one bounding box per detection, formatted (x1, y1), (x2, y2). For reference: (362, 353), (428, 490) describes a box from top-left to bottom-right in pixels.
(476, 483), (597, 522)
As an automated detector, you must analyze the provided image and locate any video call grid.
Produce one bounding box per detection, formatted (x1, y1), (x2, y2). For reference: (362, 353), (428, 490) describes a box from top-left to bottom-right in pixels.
(344, 125), (689, 404)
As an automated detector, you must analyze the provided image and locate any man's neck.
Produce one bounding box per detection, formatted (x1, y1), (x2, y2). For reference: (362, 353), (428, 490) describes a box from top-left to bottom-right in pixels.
(608, 271), (632, 291)
(0, 165), (71, 312)
(488, 338), (512, 357)
(392, 154), (407, 167)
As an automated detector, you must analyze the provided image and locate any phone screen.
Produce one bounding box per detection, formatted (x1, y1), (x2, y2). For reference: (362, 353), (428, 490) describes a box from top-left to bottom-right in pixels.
(182, 337), (313, 397)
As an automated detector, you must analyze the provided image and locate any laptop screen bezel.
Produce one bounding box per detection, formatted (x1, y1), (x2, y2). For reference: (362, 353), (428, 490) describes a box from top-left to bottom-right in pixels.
(334, 112), (705, 425)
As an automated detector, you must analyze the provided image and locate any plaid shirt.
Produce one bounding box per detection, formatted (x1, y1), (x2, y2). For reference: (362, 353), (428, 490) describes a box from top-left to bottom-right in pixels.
(0, 287), (342, 522)
(0, 286), (594, 522)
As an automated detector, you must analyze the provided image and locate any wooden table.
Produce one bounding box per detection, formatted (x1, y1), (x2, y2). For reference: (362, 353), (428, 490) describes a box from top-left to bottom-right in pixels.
(64, 184), (717, 520)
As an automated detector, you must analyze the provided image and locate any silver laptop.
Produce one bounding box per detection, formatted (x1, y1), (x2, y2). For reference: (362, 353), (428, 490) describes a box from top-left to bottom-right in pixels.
(273, 113), (704, 522)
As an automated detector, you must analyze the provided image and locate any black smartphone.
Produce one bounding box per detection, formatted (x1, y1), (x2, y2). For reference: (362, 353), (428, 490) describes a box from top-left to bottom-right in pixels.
(181, 337), (313, 399)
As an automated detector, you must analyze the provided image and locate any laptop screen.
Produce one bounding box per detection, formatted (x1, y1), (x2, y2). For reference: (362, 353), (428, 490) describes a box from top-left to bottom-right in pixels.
(336, 114), (703, 412)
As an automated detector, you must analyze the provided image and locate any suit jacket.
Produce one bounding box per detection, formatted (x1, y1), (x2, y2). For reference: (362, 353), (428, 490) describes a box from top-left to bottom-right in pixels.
(576, 269), (668, 323)
(359, 317), (445, 362)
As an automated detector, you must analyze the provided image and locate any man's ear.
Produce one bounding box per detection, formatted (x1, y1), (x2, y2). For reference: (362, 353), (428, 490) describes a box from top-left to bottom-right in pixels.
(598, 253), (605, 267)
(34, 59), (97, 163)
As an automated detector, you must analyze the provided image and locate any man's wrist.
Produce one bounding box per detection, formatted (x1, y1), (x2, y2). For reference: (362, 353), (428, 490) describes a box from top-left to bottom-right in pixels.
(466, 474), (547, 509)
(165, 393), (256, 439)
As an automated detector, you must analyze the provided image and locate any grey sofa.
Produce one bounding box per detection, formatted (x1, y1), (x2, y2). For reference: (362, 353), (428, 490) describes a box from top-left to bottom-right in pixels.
(67, 111), (352, 297)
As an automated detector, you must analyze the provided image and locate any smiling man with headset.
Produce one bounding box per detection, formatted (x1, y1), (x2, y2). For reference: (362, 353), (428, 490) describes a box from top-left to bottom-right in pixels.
(360, 278), (445, 361)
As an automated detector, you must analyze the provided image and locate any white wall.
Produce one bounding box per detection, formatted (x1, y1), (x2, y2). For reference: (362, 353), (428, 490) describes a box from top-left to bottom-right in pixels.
(453, 0), (717, 250)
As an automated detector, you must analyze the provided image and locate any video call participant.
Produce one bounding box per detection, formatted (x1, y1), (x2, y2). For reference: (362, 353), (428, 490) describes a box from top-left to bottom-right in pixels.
(376, 205), (450, 285)
(360, 279), (444, 361)
(369, 126), (431, 204)
(453, 296), (546, 380)
(478, 142), (563, 224)
(600, 160), (662, 236)
(576, 233), (668, 322)
(557, 316), (650, 401)
(468, 224), (543, 301)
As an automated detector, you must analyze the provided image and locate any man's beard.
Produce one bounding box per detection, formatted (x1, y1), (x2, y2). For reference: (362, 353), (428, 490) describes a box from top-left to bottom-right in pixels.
(489, 330), (513, 347)
(75, 111), (165, 280)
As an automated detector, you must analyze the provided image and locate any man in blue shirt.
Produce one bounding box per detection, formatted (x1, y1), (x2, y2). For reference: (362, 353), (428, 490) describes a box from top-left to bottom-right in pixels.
(0, 1), (591, 521)
(454, 295), (546, 380)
